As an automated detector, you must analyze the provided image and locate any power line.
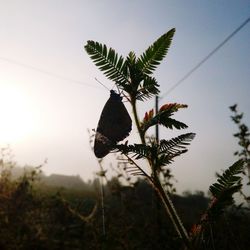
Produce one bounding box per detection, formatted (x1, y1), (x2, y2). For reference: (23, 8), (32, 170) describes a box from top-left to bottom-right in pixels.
(2, 17), (249, 93)
(0, 56), (98, 88)
(161, 16), (250, 98)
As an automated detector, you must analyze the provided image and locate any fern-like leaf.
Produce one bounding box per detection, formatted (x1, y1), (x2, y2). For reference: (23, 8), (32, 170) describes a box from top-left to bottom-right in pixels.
(84, 41), (128, 86)
(136, 75), (160, 101)
(208, 160), (244, 218)
(116, 143), (151, 160)
(137, 28), (175, 75)
(209, 160), (243, 199)
(161, 118), (188, 130)
(190, 160), (244, 243)
(159, 133), (196, 154)
(141, 103), (188, 133)
(157, 151), (187, 167)
(156, 133), (195, 167)
(116, 134), (195, 168)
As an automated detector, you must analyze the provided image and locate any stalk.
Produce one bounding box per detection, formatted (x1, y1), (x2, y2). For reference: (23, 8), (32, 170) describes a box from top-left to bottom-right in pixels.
(130, 95), (193, 250)
(131, 97), (146, 145)
(153, 177), (192, 249)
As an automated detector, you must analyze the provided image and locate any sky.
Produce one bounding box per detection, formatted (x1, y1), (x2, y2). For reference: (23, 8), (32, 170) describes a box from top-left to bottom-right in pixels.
(0, 0), (249, 194)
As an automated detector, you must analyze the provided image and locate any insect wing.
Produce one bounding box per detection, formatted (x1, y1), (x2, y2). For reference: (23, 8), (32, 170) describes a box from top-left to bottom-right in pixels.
(94, 132), (112, 158)
(94, 91), (132, 158)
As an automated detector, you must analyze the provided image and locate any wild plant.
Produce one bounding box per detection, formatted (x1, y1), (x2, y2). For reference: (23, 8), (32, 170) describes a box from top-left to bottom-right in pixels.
(84, 29), (244, 249)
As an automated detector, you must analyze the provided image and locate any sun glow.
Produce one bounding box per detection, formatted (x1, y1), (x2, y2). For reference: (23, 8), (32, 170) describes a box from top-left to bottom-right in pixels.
(0, 83), (37, 144)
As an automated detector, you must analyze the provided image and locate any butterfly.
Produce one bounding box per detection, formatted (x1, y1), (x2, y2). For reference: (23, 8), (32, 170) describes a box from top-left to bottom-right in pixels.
(94, 90), (132, 158)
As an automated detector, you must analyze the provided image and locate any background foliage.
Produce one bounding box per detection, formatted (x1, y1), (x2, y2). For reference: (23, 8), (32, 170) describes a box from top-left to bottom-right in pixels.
(0, 160), (249, 250)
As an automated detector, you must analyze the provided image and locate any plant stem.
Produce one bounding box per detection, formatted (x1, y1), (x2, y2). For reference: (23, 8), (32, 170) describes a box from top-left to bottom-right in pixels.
(130, 95), (193, 250)
(153, 177), (192, 249)
(131, 97), (146, 145)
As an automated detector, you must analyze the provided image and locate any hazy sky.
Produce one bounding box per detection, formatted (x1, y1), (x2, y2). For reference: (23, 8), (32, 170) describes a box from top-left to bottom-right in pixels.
(0, 0), (249, 194)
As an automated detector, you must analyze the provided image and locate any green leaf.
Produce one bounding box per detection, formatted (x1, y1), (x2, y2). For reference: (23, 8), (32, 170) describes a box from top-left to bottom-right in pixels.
(136, 75), (160, 101)
(137, 28), (175, 75)
(155, 133), (195, 167)
(141, 103), (188, 133)
(126, 51), (144, 91)
(161, 118), (188, 130)
(208, 160), (244, 218)
(141, 110), (188, 134)
(84, 40), (129, 87)
(159, 133), (195, 154)
(157, 154), (175, 166)
(116, 143), (151, 160)
(116, 133), (195, 168)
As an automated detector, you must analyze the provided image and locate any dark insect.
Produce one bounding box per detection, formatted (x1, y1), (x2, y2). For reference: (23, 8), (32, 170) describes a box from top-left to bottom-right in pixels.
(94, 90), (132, 158)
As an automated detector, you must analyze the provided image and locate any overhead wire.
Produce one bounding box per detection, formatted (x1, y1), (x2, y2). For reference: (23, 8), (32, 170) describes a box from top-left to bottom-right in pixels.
(0, 56), (99, 89)
(1, 17), (249, 94)
(161, 16), (250, 98)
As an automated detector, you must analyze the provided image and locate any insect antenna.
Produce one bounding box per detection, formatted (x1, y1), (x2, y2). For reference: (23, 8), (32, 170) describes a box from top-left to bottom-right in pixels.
(95, 78), (130, 102)
(94, 77), (110, 91)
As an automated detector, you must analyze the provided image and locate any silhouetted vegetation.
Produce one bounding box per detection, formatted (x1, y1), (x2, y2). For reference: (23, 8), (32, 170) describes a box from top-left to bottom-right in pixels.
(83, 29), (250, 249)
(0, 160), (250, 250)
